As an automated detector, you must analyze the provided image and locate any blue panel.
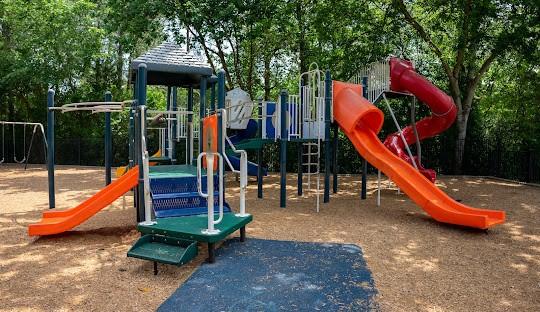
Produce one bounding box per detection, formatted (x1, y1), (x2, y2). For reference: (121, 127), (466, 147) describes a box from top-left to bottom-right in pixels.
(150, 176), (231, 218)
(264, 102), (276, 139)
(159, 239), (378, 311)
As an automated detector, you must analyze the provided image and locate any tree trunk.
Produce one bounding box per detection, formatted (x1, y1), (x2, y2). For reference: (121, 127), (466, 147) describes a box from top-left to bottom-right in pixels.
(296, 1), (307, 75)
(454, 112), (468, 174)
(115, 40), (124, 90)
(263, 54), (271, 101)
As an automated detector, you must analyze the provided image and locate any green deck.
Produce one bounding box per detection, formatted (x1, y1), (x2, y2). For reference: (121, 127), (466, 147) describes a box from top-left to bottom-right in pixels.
(138, 213), (252, 243)
(149, 164), (201, 178)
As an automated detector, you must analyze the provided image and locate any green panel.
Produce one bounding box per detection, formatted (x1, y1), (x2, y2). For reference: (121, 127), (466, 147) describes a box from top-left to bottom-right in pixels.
(149, 164), (203, 178)
(127, 234), (198, 265)
(149, 156), (172, 165)
(138, 213), (252, 243)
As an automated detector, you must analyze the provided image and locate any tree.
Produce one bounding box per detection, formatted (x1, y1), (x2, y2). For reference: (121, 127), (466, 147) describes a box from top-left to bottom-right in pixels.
(393, 0), (540, 172)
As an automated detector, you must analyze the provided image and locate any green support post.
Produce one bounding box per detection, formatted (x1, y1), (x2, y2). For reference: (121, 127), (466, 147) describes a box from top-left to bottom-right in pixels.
(280, 90), (288, 208)
(104, 91), (112, 186)
(323, 70), (331, 203)
(47, 89), (55, 209)
(136, 64), (147, 223)
(129, 80), (137, 169)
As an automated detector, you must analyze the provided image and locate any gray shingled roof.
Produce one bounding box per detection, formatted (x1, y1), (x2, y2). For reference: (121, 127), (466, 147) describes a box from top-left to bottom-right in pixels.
(131, 42), (213, 87)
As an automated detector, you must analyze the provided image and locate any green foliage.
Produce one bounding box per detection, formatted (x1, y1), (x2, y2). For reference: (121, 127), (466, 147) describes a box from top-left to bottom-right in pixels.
(0, 0), (538, 182)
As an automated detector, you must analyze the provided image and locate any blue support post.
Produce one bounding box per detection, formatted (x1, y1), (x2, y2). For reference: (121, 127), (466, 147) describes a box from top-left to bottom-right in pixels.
(257, 98), (263, 199)
(332, 123), (338, 193)
(361, 77), (368, 200)
(210, 75), (218, 112)
(217, 71), (226, 194)
(104, 91), (112, 186)
(297, 79), (304, 196)
(323, 70), (332, 203)
(136, 64), (147, 223)
(187, 87), (193, 165)
(129, 80), (137, 169)
(165, 87), (171, 160)
(280, 90), (288, 208)
(199, 77), (207, 156)
(171, 87), (178, 163)
(47, 89), (55, 209)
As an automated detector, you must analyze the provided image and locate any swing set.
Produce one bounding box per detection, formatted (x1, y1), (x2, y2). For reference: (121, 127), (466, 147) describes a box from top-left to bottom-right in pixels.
(0, 121), (47, 170)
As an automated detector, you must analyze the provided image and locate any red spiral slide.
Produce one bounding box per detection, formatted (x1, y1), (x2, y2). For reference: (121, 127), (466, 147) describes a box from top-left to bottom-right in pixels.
(383, 58), (457, 182)
(332, 81), (504, 229)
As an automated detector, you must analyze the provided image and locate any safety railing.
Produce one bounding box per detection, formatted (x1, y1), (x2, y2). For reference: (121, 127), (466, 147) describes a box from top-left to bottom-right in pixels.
(197, 151), (224, 235)
(139, 105), (156, 226)
(219, 109), (249, 217)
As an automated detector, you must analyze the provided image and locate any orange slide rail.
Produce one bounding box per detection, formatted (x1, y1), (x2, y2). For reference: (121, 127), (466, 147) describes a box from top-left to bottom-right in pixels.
(28, 166), (139, 236)
(333, 81), (505, 229)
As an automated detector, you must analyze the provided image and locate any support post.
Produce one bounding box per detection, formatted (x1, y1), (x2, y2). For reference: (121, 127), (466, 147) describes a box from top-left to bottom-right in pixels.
(217, 71), (225, 194)
(171, 87), (178, 163)
(187, 87), (194, 165)
(297, 143), (303, 195)
(136, 64), (147, 223)
(323, 70), (331, 203)
(129, 80), (137, 169)
(210, 75), (218, 112)
(104, 91), (112, 185)
(280, 90), (288, 208)
(165, 87), (171, 159)
(257, 98), (263, 199)
(47, 89), (55, 209)
(332, 123), (338, 193)
(361, 77), (368, 200)
(199, 77), (207, 156)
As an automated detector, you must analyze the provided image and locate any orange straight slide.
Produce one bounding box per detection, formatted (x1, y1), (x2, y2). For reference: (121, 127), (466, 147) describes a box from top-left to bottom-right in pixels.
(28, 166), (139, 236)
(333, 81), (505, 229)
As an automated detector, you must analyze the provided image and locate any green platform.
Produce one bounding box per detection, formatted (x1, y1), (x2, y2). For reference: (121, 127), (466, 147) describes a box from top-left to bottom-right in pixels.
(149, 156), (172, 165)
(127, 234), (198, 266)
(149, 164), (201, 179)
(138, 213), (252, 244)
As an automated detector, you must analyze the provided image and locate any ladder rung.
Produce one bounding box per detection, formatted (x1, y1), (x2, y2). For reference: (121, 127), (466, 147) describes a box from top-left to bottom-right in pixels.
(302, 163), (320, 166)
(303, 153), (318, 156)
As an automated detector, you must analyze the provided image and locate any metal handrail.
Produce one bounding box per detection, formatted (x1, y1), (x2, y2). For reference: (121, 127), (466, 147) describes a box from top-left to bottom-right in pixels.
(197, 152), (224, 234)
(218, 108), (249, 217)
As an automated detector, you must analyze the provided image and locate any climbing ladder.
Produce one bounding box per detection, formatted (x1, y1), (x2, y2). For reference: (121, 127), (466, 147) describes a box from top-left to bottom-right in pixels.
(298, 65), (325, 212)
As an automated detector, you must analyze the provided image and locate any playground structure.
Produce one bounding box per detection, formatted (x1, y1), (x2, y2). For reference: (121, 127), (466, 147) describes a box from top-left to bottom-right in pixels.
(27, 43), (505, 273)
(0, 121), (47, 169)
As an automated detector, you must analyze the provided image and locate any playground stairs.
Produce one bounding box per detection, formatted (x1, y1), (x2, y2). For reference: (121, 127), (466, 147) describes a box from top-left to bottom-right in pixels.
(128, 165), (233, 270)
(150, 173), (231, 218)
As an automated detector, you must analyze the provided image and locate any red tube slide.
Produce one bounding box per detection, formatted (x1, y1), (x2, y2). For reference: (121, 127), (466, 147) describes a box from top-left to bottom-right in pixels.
(383, 58), (457, 182)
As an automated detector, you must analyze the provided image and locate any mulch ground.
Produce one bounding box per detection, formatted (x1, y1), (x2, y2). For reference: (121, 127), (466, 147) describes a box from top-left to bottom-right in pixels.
(1, 164), (538, 311)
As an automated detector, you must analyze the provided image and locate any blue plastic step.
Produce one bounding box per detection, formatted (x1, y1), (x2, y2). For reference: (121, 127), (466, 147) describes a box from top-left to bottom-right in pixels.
(150, 176), (217, 195)
(150, 176), (231, 218)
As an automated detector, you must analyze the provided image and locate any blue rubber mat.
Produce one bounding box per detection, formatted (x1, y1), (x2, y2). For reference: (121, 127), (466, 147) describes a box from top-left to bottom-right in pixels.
(159, 239), (378, 311)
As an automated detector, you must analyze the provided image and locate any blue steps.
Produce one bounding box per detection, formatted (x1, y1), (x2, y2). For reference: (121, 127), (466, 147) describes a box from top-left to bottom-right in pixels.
(150, 175), (231, 218)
